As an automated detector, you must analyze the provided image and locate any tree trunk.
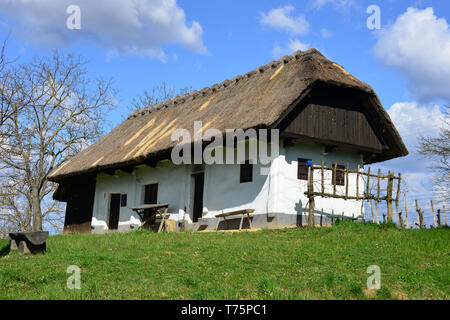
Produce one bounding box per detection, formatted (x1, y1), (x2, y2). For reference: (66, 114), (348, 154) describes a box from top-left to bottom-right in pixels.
(31, 187), (42, 231)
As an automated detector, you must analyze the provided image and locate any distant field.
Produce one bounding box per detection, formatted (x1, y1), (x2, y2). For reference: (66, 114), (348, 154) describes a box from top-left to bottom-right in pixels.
(0, 222), (448, 299)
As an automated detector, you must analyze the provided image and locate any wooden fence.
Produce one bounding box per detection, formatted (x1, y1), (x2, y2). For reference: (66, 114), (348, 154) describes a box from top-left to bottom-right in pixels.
(303, 161), (448, 229)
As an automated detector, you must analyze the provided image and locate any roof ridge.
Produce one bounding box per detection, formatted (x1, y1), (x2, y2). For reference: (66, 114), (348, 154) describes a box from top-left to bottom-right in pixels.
(128, 49), (322, 120)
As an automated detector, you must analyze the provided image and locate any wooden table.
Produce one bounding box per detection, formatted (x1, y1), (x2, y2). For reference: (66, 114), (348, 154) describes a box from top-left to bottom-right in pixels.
(131, 203), (169, 232)
(215, 209), (255, 231)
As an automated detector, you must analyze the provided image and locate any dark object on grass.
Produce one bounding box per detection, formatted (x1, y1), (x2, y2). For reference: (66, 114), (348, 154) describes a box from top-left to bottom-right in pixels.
(9, 231), (49, 255)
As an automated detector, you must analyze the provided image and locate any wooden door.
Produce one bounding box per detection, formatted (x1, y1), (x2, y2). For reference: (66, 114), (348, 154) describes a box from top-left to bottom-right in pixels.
(108, 193), (121, 230)
(144, 184), (158, 220)
(193, 173), (204, 222)
(63, 174), (96, 234)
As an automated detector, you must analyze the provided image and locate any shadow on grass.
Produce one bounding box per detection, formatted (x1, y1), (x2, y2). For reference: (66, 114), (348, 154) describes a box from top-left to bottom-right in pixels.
(0, 242), (11, 257)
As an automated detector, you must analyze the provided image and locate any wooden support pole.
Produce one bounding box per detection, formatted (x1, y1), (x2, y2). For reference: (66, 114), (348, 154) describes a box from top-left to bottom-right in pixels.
(386, 171), (394, 222)
(415, 200), (424, 229)
(396, 173), (401, 202)
(395, 173), (401, 226)
(377, 168), (381, 200)
(370, 199), (375, 222)
(404, 194), (409, 228)
(398, 211), (404, 228)
(307, 162), (315, 227)
(181, 206), (187, 231)
(430, 200), (436, 228)
(366, 167), (371, 198)
(444, 205), (447, 226)
(437, 209), (441, 228)
(374, 200), (380, 224)
(360, 198), (365, 224)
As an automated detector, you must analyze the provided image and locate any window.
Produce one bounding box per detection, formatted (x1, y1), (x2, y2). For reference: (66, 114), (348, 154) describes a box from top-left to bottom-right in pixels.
(297, 158), (310, 180)
(240, 160), (253, 183)
(144, 184), (158, 204)
(143, 183), (158, 221)
(332, 164), (345, 186)
(120, 194), (127, 207)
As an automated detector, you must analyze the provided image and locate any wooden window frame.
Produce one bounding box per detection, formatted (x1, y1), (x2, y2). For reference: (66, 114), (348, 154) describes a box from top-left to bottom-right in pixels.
(120, 194), (127, 207)
(144, 183), (159, 205)
(332, 164), (346, 186)
(297, 158), (310, 180)
(240, 160), (253, 183)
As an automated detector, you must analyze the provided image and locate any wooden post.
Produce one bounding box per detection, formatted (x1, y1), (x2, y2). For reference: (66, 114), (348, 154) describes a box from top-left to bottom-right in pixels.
(370, 199), (375, 222)
(181, 206), (187, 231)
(444, 205), (447, 226)
(430, 200), (437, 228)
(320, 208), (323, 227)
(377, 168), (381, 201)
(398, 211), (404, 228)
(386, 171), (394, 222)
(360, 198), (365, 224)
(415, 199), (419, 228)
(415, 200), (424, 229)
(404, 194), (409, 228)
(374, 200), (380, 224)
(366, 167), (371, 198)
(437, 209), (441, 227)
(345, 163), (349, 200)
(307, 162), (315, 227)
(382, 213), (386, 224)
(395, 173), (401, 226)
(395, 200), (401, 227)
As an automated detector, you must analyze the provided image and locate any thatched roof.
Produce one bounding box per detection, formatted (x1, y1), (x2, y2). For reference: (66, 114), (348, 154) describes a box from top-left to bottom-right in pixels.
(48, 49), (408, 182)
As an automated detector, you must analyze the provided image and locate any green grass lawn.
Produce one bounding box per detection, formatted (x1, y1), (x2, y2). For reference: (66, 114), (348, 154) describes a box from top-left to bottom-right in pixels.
(0, 222), (448, 300)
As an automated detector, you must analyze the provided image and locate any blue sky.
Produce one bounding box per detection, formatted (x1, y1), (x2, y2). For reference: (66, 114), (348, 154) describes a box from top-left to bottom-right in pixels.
(0, 0), (449, 223)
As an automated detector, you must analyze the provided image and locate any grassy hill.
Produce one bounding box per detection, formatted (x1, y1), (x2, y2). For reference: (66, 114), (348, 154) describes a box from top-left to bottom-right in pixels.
(0, 222), (448, 300)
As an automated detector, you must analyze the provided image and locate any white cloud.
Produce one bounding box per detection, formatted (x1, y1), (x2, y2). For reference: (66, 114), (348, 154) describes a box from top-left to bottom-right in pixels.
(309, 0), (356, 11)
(0, 0), (208, 60)
(260, 5), (309, 35)
(374, 7), (450, 102)
(320, 28), (333, 38)
(272, 39), (309, 58)
(377, 102), (445, 200)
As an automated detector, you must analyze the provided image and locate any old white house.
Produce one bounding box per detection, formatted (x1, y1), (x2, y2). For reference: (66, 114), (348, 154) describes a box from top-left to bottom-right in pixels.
(49, 49), (408, 233)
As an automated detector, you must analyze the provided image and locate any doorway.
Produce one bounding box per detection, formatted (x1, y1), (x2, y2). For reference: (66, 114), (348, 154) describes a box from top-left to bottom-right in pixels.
(108, 193), (121, 230)
(192, 172), (204, 222)
(143, 183), (158, 221)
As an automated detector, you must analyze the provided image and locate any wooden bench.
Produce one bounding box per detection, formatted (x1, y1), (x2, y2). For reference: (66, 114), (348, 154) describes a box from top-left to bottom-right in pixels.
(9, 231), (49, 254)
(215, 209), (255, 231)
(131, 203), (169, 232)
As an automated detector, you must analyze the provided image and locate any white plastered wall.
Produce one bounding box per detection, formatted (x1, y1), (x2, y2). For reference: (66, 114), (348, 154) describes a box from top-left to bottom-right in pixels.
(91, 139), (365, 232)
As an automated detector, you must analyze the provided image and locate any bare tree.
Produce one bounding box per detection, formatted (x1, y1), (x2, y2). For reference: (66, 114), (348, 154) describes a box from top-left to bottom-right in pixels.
(131, 81), (191, 110)
(0, 35), (17, 126)
(418, 105), (449, 199)
(0, 51), (116, 232)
